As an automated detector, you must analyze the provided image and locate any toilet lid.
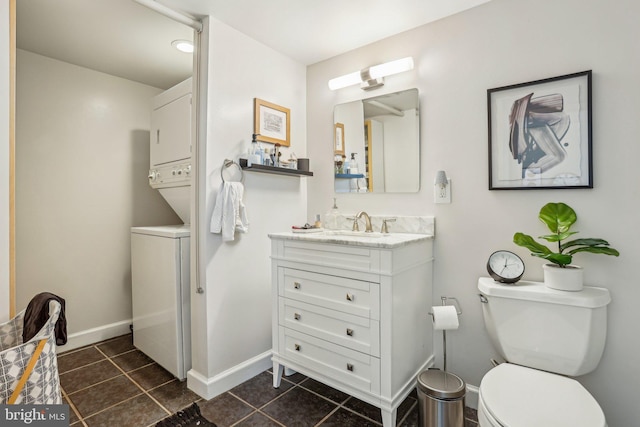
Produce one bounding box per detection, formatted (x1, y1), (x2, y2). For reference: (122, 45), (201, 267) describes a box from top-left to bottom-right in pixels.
(479, 363), (605, 427)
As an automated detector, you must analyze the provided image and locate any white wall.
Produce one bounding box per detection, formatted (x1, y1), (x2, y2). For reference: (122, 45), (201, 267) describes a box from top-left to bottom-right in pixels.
(16, 50), (181, 347)
(307, 0), (640, 425)
(378, 108), (418, 192)
(0, 0), (10, 322)
(189, 17), (307, 398)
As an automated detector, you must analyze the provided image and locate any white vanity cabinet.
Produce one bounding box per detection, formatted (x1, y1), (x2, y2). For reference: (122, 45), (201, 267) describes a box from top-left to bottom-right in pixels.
(269, 233), (434, 427)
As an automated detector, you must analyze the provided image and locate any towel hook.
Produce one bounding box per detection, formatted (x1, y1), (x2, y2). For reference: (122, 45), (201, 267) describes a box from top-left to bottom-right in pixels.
(221, 159), (244, 183)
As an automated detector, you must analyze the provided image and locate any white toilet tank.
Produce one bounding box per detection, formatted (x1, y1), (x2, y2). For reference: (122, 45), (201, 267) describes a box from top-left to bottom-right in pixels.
(478, 277), (611, 376)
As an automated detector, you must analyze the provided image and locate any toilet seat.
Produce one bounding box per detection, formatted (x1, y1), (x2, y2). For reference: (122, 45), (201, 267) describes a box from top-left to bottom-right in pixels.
(479, 363), (605, 427)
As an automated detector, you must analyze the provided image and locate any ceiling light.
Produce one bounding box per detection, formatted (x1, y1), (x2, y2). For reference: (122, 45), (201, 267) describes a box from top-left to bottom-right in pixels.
(171, 40), (194, 53)
(328, 57), (414, 91)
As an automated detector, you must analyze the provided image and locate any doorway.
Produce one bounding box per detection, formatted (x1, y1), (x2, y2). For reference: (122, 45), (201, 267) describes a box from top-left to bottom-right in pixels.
(13, 0), (198, 349)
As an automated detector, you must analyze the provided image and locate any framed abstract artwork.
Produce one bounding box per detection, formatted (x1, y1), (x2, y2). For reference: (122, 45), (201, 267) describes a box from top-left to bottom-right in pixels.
(488, 70), (592, 190)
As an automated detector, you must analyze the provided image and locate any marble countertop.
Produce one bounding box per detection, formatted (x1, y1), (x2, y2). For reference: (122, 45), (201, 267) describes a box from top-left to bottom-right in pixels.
(268, 230), (433, 249)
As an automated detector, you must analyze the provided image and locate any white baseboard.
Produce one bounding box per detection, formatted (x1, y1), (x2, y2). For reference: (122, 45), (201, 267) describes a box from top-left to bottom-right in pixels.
(56, 319), (132, 353)
(466, 384), (479, 410)
(187, 350), (272, 400)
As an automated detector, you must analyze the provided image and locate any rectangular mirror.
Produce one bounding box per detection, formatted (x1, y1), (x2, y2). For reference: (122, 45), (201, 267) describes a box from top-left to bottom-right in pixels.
(333, 88), (420, 193)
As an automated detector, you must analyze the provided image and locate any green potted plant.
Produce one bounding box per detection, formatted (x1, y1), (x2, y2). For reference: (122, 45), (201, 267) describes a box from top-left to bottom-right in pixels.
(513, 202), (619, 291)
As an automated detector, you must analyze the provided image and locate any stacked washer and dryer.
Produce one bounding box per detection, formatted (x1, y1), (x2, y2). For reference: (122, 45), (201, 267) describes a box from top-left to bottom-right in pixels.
(131, 78), (192, 380)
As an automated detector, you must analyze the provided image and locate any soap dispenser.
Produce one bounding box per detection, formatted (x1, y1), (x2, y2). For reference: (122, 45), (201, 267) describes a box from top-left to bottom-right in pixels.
(323, 198), (340, 230)
(248, 134), (259, 166)
(349, 153), (359, 174)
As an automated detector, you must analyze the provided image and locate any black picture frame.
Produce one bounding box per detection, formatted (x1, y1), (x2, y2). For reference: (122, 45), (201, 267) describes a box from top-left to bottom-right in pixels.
(488, 70), (592, 190)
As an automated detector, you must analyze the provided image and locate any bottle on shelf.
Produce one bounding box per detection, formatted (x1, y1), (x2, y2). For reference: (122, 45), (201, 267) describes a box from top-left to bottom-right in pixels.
(248, 134), (261, 166)
(349, 153), (359, 174)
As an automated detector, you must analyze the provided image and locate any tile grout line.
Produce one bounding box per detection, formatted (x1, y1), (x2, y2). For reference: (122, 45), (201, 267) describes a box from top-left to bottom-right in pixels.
(228, 382), (298, 412)
(295, 379), (386, 426)
(94, 345), (175, 417)
(69, 346), (148, 423)
(59, 384), (87, 427)
(67, 343), (173, 425)
(228, 408), (287, 427)
(396, 399), (417, 426)
(313, 405), (342, 427)
(58, 357), (109, 376)
(232, 376), (385, 427)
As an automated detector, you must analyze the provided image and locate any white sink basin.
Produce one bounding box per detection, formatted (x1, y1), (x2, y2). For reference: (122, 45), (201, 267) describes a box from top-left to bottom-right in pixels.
(325, 230), (385, 238)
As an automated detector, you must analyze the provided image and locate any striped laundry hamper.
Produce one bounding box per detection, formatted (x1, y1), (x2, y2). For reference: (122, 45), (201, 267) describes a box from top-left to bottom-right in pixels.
(0, 300), (62, 404)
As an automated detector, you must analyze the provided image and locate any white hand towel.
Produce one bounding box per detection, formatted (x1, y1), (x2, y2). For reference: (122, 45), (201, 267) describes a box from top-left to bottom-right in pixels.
(210, 181), (249, 241)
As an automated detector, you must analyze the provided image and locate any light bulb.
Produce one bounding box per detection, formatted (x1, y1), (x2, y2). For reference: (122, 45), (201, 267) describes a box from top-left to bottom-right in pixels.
(369, 57), (414, 79)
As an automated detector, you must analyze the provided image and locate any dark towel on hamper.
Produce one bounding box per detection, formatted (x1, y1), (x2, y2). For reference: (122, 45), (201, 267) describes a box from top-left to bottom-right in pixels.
(22, 292), (67, 345)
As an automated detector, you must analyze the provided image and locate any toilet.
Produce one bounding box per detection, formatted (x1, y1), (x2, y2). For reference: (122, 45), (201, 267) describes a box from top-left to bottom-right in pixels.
(477, 277), (610, 427)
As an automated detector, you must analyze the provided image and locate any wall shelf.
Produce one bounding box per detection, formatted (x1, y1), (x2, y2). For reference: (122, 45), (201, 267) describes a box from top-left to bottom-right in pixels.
(241, 163), (313, 177)
(335, 173), (364, 179)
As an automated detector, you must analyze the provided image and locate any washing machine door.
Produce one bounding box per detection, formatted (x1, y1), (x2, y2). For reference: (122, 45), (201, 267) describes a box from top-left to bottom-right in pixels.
(479, 363), (605, 427)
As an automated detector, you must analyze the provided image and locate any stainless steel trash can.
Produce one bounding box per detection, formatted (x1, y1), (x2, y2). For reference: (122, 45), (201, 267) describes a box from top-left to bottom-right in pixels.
(417, 369), (466, 427)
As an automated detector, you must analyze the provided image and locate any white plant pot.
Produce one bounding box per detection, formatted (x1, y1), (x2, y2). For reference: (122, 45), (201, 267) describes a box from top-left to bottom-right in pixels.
(543, 264), (584, 291)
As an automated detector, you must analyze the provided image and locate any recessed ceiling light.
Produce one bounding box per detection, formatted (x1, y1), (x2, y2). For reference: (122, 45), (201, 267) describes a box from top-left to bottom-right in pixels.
(171, 40), (194, 53)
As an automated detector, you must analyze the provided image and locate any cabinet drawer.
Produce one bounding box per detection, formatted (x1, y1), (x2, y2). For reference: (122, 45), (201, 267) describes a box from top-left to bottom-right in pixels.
(279, 268), (380, 320)
(281, 240), (379, 271)
(279, 298), (380, 357)
(279, 327), (380, 395)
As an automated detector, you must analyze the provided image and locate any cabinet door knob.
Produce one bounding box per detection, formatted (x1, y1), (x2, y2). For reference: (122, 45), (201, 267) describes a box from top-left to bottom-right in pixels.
(294, 282), (301, 289)
(294, 313), (301, 321)
(347, 363), (354, 372)
(346, 293), (354, 301)
(346, 328), (354, 336)
(294, 344), (301, 352)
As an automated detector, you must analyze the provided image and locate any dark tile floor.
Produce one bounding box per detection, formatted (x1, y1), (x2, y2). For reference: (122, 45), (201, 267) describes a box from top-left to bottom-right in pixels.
(59, 334), (478, 427)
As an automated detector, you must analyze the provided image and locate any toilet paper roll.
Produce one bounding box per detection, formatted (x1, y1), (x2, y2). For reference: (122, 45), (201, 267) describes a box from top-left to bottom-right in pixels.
(431, 305), (459, 330)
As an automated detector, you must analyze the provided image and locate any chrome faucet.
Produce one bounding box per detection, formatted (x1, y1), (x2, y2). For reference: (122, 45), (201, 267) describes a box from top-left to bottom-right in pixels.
(353, 211), (374, 233)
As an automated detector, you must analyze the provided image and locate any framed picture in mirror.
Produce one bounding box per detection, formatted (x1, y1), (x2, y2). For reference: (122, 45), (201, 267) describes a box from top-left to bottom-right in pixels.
(334, 123), (345, 155)
(254, 98), (290, 146)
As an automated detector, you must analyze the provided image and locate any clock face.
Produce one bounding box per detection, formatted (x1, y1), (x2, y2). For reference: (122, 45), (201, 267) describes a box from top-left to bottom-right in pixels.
(487, 250), (525, 283)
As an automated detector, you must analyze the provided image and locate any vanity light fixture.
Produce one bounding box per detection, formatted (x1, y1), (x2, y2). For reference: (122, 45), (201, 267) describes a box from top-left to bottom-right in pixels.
(434, 170), (451, 204)
(171, 39), (194, 53)
(328, 57), (414, 91)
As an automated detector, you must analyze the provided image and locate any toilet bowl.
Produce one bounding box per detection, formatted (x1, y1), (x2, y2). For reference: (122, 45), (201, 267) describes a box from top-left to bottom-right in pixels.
(478, 363), (605, 427)
(477, 278), (611, 427)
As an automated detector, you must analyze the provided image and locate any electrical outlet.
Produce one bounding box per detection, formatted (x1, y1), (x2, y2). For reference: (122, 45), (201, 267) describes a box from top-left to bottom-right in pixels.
(434, 179), (451, 204)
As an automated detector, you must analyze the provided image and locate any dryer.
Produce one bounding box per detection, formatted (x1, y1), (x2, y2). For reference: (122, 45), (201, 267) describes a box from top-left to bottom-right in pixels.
(147, 77), (192, 224)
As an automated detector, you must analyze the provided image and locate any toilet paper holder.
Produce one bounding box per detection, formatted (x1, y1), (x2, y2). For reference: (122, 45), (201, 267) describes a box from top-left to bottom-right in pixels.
(429, 296), (462, 373)
(428, 296), (462, 318)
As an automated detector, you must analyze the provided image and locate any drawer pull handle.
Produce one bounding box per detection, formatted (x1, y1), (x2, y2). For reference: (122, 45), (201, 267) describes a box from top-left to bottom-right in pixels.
(294, 282), (301, 289)
(294, 313), (301, 321)
(295, 344), (301, 352)
(347, 363), (354, 372)
(346, 328), (354, 336)
(346, 293), (354, 301)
